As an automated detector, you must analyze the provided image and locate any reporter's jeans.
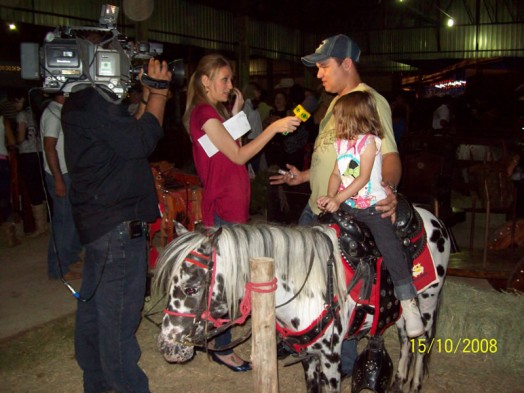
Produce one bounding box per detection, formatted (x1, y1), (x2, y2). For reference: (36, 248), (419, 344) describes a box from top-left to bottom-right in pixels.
(45, 172), (82, 278)
(298, 203), (358, 376)
(75, 222), (150, 393)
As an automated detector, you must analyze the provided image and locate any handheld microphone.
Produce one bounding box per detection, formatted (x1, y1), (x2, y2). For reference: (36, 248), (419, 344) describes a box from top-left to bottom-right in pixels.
(293, 104), (312, 122)
(284, 96), (318, 135)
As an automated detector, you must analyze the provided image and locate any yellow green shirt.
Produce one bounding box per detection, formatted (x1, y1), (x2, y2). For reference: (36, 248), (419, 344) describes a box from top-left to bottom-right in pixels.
(308, 83), (397, 215)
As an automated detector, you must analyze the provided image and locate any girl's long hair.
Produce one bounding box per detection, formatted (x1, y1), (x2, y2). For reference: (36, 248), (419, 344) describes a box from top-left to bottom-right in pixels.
(183, 54), (232, 136)
(333, 91), (383, 141)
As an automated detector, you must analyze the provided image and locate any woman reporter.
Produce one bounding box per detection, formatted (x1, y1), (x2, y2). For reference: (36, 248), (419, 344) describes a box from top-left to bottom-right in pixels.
(183, 53), (299, 371)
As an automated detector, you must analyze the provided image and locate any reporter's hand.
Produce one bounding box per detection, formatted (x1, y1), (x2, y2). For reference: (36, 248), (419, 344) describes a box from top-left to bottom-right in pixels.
(269, 164), (302, 185)
(268, 116), (301, 135)
(375, 182), (398, 222)
(231, 88), (244, 115)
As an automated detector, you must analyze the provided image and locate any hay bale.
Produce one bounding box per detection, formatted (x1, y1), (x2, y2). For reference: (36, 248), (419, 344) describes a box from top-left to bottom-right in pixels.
(438, 279), (524, 370)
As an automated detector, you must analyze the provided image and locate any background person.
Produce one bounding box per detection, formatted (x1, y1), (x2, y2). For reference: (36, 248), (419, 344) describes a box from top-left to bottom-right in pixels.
(40, 92), (82, 280)
(15, 91), (48, 237)
(242, 82), (264, 173)
(0, 114), (19, 246)
(263, 89), (290, 169)
(62, 57), (171, 393)
(183, 53), (299, 371)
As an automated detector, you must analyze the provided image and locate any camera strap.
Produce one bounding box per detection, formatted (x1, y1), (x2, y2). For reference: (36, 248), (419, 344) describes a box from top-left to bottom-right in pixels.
(141, 74), (169, 90)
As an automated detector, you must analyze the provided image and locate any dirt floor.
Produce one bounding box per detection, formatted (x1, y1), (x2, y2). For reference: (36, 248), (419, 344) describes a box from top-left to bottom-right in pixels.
(1, 298), (523, 393)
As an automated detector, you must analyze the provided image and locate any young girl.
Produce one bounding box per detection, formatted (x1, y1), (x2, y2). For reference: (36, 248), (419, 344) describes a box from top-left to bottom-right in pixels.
(317, 91), (423, 338)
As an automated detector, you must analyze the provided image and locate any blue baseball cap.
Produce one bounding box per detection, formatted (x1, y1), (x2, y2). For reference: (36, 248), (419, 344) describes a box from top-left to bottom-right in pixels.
(301, 34), (361, 67)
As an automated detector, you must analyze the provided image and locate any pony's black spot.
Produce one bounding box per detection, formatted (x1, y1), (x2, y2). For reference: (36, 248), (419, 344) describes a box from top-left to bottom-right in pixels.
(184, 296), (199, 309)
(437, 264), (446, 277)
(174, 300), (181, 308)
(329, 377), (338, 389)
(280, 274), (287, 282)
(422, 312), (431, 322)
(429, 228), (447, 253)
(429, 282), (439, 288)
(324, 362), (331, 369)
(430, 219), (442, 230)
(172, 287), (185, 299)
(312, 343), (322, 350)
(421, 293), (429, 299)
(282, 283), (290, 292)
(162, 318), (170, 327)
(173, 276), (179, 284)
(291, 318), (300, 329)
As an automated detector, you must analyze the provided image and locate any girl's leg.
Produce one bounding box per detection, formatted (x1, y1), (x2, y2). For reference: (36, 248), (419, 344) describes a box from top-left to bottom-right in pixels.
(351, 207), (423, 337)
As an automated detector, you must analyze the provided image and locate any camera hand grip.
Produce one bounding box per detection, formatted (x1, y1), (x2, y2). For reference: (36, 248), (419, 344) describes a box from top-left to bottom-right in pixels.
(141, 74), (169, 90)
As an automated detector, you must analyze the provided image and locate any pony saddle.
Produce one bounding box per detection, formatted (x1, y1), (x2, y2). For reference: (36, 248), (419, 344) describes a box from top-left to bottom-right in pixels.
(319, 194), (426, 301)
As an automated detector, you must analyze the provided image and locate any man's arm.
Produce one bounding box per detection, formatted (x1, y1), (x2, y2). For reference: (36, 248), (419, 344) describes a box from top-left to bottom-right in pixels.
(135, 58), (172, 124)
(269, 165), (310, 186)
(382, 152), (401, 188)
(43, 137), (66, 197)
(3, 117), (16, 149)
(376, 152), (402, 220)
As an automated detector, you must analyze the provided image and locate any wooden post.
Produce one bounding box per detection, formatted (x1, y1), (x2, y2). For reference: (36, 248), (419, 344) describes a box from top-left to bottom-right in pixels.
(250, 257), (278, 393)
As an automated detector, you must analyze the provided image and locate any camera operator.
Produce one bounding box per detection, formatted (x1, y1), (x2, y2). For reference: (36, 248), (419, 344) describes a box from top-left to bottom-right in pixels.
(62, 57), (172, 393)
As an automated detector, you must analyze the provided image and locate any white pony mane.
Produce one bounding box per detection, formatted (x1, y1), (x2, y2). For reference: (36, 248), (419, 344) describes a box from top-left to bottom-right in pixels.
(216, 224), (348, 317)
(152, 224), (349, 320)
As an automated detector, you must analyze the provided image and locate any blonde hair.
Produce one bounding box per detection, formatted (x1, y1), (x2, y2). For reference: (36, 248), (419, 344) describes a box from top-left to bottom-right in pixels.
(183, 53), (232, 133)
(332, 91), (383, 141)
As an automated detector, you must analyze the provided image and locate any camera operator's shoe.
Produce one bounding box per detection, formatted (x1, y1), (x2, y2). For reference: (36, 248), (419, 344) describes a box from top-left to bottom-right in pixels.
(401, 298), (424, 338)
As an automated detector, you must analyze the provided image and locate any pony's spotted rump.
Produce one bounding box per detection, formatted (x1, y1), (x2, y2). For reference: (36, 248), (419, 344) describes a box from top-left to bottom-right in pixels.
(153, 206), (450, 393)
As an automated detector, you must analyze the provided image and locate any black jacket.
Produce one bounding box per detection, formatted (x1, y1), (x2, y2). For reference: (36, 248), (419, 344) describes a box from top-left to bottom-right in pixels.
(62, 88), (163, 244)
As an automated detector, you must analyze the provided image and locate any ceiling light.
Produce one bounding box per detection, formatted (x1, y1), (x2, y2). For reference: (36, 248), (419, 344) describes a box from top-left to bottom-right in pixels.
(8, 23), (17, 31)
(447, 18), (455, 27)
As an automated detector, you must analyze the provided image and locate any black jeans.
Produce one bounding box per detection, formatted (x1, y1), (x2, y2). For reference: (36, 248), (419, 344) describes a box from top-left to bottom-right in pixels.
(75, 222), (150, 393)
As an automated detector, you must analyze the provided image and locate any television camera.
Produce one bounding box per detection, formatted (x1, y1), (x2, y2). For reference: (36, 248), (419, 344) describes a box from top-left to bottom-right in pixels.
(20, 4), (184, 101)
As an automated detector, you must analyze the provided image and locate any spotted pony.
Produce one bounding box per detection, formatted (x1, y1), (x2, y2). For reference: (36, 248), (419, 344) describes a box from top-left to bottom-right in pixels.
(153, 205), (450, 393)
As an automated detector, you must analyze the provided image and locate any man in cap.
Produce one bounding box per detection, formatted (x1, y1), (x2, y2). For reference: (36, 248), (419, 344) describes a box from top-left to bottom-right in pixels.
(270, 34), (401, 377)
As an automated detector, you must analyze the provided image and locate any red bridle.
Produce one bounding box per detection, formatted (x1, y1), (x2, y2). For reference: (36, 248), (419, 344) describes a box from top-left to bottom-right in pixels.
(163, 249), (277, 346)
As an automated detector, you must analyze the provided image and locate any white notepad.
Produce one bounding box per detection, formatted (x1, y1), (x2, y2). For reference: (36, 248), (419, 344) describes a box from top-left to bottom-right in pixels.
(198, 111), (251, 157)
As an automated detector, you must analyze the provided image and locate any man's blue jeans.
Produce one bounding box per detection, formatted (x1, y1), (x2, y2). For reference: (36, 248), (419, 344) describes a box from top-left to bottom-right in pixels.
(75, 222), (150, 393)
(298, 203), (358, 376)
(45, 172), (82, 278)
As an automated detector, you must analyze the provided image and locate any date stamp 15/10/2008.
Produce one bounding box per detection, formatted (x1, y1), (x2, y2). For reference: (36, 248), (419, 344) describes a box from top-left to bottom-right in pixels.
(410, 338), (498, 354)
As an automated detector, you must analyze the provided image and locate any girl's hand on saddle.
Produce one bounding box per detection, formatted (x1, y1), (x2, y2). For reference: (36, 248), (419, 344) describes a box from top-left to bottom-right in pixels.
(317, 196), (340, 213)
(376, 183), (398, 223)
